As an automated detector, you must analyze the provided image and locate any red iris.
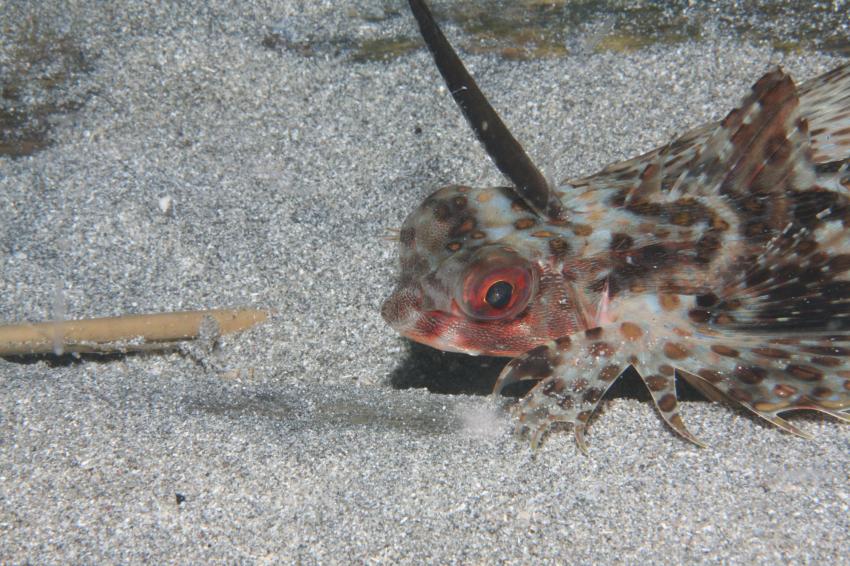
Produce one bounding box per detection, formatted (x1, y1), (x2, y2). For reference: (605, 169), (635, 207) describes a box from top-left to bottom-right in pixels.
(460, 260), (535, 320)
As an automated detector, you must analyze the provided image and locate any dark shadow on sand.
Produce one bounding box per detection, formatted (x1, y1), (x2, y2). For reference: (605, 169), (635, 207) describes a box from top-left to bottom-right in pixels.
(388, 340), (706, 401)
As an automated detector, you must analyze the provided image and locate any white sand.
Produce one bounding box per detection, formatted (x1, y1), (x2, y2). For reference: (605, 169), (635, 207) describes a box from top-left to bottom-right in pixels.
(1, 1), (847, 562)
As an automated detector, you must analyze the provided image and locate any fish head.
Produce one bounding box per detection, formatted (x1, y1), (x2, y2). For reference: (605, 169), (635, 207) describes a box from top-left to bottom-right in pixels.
(382, 184), (583, 357)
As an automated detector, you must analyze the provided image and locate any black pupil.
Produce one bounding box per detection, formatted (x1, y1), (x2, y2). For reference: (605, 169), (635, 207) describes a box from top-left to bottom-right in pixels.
(485, 281), (513, 309)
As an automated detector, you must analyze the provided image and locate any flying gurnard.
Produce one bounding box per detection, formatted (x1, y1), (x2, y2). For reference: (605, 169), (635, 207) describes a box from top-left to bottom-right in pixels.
(382, 0), (850, 450)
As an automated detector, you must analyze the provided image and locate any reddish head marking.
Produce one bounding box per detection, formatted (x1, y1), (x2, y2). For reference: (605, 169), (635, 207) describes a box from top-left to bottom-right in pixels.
(382, 185), (589, 356)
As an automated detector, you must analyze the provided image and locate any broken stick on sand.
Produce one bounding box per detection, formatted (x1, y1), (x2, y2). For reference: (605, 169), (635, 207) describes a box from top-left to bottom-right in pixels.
(0, 308), (269, 356)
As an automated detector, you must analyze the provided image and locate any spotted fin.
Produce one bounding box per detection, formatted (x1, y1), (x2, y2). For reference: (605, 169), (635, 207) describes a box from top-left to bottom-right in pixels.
(567, 63), (850, 199)
(798, 63), (850, 165)
(493, 320), (705, 452)
(644, 293), (850, 439)
(498, 66), (850, 450)
(496, 292), (850, 452)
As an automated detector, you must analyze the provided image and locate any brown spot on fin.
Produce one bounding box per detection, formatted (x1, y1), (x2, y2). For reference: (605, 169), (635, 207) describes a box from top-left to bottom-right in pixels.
(494, 322), (703, 451)
(798, 63), (850, 164)
(682, 69), (850, 335)
(636, 293), (850, 438)
(566, 64), (849, 208)
(681, 69), (821, 245)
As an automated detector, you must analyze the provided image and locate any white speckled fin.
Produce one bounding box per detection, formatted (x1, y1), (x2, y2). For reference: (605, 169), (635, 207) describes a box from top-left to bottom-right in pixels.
(631, 290), (850, 439)
(676, 370), (813, 439)
(496, 287), (850, 451)
(797, 63), (850, 165)
(566, 63), (850, 197)
(493, 320), (704, 452)
(658, 331), (850, 437)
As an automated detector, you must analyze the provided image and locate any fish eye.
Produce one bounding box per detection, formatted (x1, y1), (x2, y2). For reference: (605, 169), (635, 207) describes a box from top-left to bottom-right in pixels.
(485, 281), (513, 309)
(456, 248), (537, 321)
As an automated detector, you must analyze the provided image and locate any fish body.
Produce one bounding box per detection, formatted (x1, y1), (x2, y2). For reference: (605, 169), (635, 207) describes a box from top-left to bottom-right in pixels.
(383, 0), (850, 449)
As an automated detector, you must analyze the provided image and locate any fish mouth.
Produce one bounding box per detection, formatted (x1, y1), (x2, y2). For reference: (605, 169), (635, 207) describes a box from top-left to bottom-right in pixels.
(380, 288), (418, 334)
(381, 287), (437, 342)
(381, 288), (470, 354)
(384, 286), (508, 357)
(382, 289), (537, 357)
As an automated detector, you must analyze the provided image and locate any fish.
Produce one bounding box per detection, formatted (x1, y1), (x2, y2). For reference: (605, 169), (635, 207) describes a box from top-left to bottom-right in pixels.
(382, 0), (850, 451)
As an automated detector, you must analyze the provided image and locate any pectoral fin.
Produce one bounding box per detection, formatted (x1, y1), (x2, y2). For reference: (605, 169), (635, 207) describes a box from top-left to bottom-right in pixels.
(493, 322), (704, 452)
(496, 290), (850, 451)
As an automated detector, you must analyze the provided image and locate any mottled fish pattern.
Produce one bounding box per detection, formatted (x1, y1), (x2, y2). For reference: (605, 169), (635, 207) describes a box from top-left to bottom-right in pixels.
(383, 0), (850, 450)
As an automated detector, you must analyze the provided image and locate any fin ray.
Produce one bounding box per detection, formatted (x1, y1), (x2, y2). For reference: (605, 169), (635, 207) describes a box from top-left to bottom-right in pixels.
(407, 0), (566, 221)
(567, 63), (850, 203)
